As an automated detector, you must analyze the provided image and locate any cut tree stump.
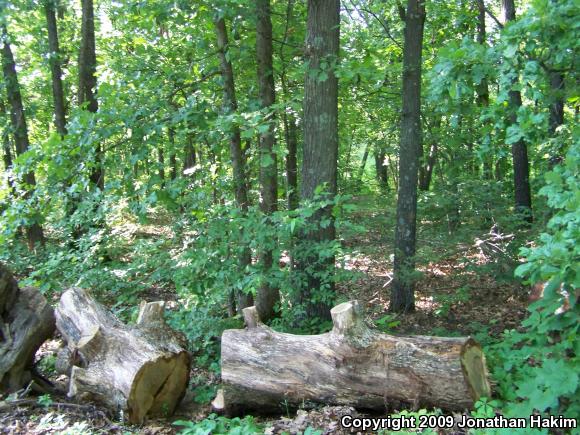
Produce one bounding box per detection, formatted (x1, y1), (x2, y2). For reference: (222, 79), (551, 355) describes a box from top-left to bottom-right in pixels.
(0, 263), (55, 392)
(55, 288), (191, 424)
(218, 300), (491, 414)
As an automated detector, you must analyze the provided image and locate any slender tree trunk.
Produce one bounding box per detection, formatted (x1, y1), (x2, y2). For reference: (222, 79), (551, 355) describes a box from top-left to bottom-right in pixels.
(475, 0), (494, 179)
(391, 0), (425, 313)
(357, 143), (371, 183)
(284, 113), (299, 210)
(168, 128), (177, 181)
(419, 117), (439, 191)
(158, 147), (165, 186)
(547, 72), (564, 167)
(1, 100), (15, 195)
(1, 100), (13, 168)
(297, 0), (340, 320)
(184, 136), (196, 174)
(1, 24), (45, 249)
(374, 149), (389, 191)
(215, 17), (253, 311)
(255, 0), (280, 322)
(548, 73), (564, 135)
(279, 0), (299, 211)
(78, 0), (103, 190)
(418, 142), (436, 191)
(502, 0), (532, 223)
(45, 0), (67, 137)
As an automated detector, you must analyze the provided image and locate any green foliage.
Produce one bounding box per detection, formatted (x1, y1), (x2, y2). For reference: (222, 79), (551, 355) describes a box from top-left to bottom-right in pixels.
(174, 414), (262, 435)
(433, 285), (471, 317)
(374, 313), (400, 332)
(167, 305), (242, 370)
(37, 394), (53, 408)
(484, 146), (579, 432)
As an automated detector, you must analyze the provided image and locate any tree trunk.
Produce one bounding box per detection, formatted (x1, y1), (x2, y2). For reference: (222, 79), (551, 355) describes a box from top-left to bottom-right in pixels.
(215, 17), (253, 311)
(476, 3), (493, 181)
(78, 0), (103, 190)
(168, 128), (177, 180)
(374, 149), (389, 191)
(284, 113), (299, 210)
(391, 0), (425, 313)
(357, 143), (371, 183)
(297, 0), (340, 320)
(255, 0), (280, 322)
(55, 288), (191, 424)
(1, 23), (45, 249)
(0, 264), (55, 392)
(502, 0), (532, 224)
(45, 0), (67, 137)
(217, 301), (491, 414)
(184, 134), (196, 174)
(280, 0), (299, 212)
(548, 72), (564, 134)
(419, 118), (439, 192)
(1, 100), (15, 194)
(158, 147), (165, 186)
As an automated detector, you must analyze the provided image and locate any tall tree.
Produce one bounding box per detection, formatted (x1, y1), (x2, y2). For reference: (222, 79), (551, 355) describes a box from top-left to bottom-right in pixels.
(418, 118), (439, 191)
(215, 16), (253, 312)
(78, 0), (103, 190)
(280, 0), (299, 211)
(390, 0), (425, 313)
(1, 22), (45, 249)
(255, 0), (279, 322)
(298, 0), (340, 320)
(44, 0), (67, 137)
(476, 0), (493, 179)
(502, 0), (532, 223)
(0, 99), (15, 194)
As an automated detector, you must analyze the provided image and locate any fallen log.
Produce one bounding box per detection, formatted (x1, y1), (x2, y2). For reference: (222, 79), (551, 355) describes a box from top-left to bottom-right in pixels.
(218, 300), (491, 414)
(55, 288), (191, 423)
(0, 264), (55, 392)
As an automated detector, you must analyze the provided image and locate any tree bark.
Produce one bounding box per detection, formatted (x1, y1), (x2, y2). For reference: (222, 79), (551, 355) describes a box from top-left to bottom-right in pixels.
(215, 17), (253, 311)
(476, 0), (493, 180)
(45, 0), (67, 137)
(502, 0), (532, 223)
(284, 113), (299, 210)
(280, 0), (299, 211)
(419, 117), (439, 192)
(297, 0), (340, 320)
(55, 288), (191, 424)
(255, 0), (280, 322)
(0, 100), (15, 194)
(0, 264), (55, 392)
(357, 143), (371, 183)
(158, 147), (165, 186)
(168, 128), (177, 180)
(391, 0), (425, 313)
(374, 149), (389, 191)
(78, 0), (103, 190)
(218, 301), (491, 414)
(1, 23), (45, 249)
(548, 72), (564, 135)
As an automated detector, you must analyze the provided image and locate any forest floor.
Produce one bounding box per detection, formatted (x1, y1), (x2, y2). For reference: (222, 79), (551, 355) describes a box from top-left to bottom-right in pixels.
(0, 196), (532, 434)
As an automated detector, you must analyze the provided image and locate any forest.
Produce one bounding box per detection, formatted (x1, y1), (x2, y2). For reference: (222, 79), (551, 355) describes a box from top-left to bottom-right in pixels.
(0, 0), (578, 433)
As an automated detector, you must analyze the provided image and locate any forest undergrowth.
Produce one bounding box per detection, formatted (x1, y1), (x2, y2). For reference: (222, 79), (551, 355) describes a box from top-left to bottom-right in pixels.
(0, 194), (535, 435)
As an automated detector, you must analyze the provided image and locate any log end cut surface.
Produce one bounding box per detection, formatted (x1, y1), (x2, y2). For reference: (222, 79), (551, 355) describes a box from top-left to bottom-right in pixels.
(129, 352), (190, 423)
(461, 338), (491, 401)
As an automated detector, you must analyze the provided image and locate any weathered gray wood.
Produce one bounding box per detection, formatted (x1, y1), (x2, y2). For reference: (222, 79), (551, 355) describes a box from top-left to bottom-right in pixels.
(0, 264), (55, 392)
(56, 288), (191, 423)
(220, 300), (490, 413)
